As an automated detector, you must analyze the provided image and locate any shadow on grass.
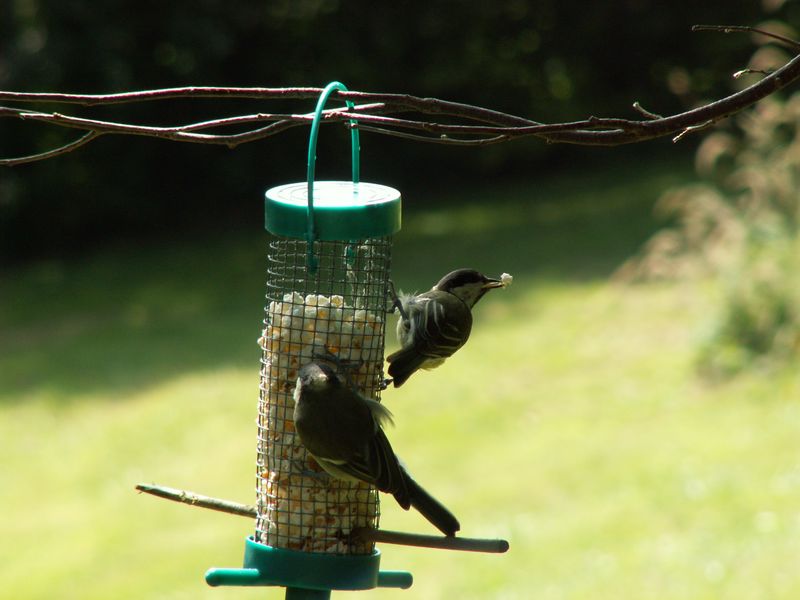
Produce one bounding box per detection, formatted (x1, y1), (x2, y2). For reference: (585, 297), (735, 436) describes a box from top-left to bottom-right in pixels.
(0, 158), (693, 404)
(1, 233), (268, 403)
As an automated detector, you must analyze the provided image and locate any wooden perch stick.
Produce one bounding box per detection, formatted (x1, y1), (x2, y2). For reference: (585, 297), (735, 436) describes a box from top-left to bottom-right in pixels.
(135, 482), (509, 554)
(135, 483), (257, 518)
(351, 527), (509, 554)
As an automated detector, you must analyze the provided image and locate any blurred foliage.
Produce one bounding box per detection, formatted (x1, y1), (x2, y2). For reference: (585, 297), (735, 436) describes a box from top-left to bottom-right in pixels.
(0, 0), (796, 260)
(618, 53), (800, 376)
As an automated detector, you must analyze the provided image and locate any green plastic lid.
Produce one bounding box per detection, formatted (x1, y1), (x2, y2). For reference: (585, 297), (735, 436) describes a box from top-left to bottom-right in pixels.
(265, 180), (401, 241)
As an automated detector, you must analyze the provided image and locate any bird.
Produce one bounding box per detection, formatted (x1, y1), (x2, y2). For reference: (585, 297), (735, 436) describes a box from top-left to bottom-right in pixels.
(386, 269), (510, 387)
(293, 360), (461, 536)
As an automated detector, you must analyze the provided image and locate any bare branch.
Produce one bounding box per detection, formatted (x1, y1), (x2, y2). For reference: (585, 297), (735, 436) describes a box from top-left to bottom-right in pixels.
(135, 482), (509, 553)
(0, 131), (101, 166)
(3, 29), (800, 164)
(351, 123), (510, 146)
(733, 68), (774, 79)
(672, 119), (715, 143)
(350, 527), (509, 553)
(0, 103), (384, 149)
(632, 101), (663, 120)
(544, 49), (800, 145)
(0, 86), (326, 106)
(135, 483), (257, 518)
(692, 24), (800, 51)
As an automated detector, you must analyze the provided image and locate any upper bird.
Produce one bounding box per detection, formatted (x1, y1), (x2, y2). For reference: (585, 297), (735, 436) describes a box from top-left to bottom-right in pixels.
(386, 269), (511, 387)
(293, 361), (461, 536)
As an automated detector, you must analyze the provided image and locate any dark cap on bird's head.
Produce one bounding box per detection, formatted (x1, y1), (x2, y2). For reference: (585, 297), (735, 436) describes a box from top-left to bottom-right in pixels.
(434, 268), (503, 291)
(297, 361), (339, 389)
(433, 268), (505, 307)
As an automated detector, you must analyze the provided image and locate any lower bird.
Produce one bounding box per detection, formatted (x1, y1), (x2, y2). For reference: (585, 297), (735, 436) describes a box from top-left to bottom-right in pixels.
(293, 361), (460, 536)
(387, 268), (511, 387)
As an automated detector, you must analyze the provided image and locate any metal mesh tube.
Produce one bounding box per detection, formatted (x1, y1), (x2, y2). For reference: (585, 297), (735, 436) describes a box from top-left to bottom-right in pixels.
(255, 237), (392, 554)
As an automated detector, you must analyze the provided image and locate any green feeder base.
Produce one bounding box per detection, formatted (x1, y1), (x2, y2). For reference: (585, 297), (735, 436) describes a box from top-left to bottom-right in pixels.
(205, 537), (413, 598)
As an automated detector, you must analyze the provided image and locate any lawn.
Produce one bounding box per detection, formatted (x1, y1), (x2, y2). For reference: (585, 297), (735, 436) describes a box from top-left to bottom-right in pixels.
(1, 157), (798, 599)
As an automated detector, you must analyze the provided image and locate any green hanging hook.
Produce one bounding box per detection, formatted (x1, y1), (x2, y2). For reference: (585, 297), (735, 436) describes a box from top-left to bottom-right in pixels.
(305, 81), (361, 272)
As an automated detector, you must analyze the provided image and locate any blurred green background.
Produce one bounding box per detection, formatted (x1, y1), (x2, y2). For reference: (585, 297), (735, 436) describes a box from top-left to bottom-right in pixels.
(2, 1), (800, 599)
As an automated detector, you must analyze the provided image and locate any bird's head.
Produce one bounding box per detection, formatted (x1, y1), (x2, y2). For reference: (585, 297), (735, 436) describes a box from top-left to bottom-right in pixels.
(433, 268), (506, 308)
(297, 361), (340, 391)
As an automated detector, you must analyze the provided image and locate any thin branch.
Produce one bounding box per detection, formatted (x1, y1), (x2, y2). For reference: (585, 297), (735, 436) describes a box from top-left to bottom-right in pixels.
(672, 119), (715, 143)
(179, 102), (387, 132)
(352, 123), (509, 145)
(734, 68), (774, 79)
(3, 25), (800, 163)
(0, 87), (537, 127)
(692, 24), (800, 51)
(0, 86), (327, 106)
(632, 101), (663, 120)
(135, 483), (257, 518)
(0, 104), (383, 149)
(343, 112), (640, 139)
(0, 131), (101, 166)
(350, 527), (509, 553)
(135, 483), (509, 553)
(0, 103), (613, 148)
(545, 48), (800, 145)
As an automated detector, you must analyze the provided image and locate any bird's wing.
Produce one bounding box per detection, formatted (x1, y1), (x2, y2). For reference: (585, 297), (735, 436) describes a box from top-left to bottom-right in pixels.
(411, 292), (473, 358)
(370, 427), (410, 508)
(299, 392), (405, 497)
(313, 415), (409, 507)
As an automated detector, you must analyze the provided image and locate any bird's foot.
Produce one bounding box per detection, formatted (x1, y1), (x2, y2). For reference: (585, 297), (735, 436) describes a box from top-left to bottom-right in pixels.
(387, 279), (409, 322)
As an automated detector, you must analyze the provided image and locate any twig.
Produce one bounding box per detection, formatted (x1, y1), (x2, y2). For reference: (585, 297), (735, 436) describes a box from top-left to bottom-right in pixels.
(632, 101), (663, 120)
(352, 122), (509, 146)
(0, 131), (101, 166)
(135, 482), (509, 554)
(672, 119), (715, 143)
(351, 527), (509, 553)
(733, 68), (774, 79)
(135, 483), (257, 518)
(692, 24), (800, 51)
(0, 86), (327, 106)
(180, 102), (387, 132)
(0, 104), (381, 149)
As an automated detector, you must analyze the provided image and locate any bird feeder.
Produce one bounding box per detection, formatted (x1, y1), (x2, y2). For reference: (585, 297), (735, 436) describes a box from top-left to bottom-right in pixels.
(205, 82), (408, 596)
(121, 81), (508, 599)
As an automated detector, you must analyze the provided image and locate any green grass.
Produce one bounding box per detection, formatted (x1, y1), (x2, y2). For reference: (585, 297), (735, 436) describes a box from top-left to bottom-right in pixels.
(2, 158), (799, 599)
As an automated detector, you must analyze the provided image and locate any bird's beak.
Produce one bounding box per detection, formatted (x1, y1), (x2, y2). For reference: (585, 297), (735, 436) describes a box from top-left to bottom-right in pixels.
(482, 278), (504, 289)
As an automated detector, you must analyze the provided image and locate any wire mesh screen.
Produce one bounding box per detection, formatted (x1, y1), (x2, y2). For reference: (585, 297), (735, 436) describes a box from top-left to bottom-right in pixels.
(255, 236), (392, 555)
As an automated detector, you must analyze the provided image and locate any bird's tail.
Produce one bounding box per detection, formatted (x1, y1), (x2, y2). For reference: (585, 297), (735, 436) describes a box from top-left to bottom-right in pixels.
(386, 348), (426, 388)
(404, 473), (461, 537)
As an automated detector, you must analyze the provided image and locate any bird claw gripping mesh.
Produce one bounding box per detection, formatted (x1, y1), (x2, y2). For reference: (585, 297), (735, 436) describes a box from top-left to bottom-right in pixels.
(255, 237), (393, 555)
